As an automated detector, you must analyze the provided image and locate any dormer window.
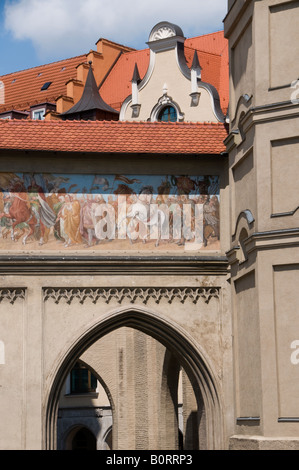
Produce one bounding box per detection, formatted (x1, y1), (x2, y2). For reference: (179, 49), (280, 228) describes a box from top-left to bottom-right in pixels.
(32, 108), (45, 120)
(158, 105), (177, 122)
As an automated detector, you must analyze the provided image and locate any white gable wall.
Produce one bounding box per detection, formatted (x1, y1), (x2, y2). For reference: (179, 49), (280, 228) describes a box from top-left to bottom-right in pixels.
(120, 22), (224, 124)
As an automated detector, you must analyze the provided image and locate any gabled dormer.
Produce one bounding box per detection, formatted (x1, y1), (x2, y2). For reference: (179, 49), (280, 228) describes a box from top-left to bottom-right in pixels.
(120, 21), (225, 123)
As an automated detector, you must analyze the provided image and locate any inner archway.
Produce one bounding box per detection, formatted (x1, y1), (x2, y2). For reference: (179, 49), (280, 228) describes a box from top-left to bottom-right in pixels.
(57, 360), (113, 450)
(63, 426), (97, 450)
(45, 307), (224, 450)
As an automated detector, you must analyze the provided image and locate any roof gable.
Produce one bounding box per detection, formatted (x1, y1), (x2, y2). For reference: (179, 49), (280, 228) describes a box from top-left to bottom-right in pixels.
(100, 31), (229, 116)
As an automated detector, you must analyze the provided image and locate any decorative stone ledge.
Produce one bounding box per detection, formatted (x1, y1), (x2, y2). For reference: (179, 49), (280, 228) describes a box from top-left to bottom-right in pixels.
(0, 288), (26, 304)
(0, 255), (229, 275)
(43, 286), (220, 305)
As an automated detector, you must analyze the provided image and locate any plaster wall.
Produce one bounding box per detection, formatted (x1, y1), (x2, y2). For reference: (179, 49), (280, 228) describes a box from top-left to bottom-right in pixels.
(225, 0), (299, 449)
(122, 47), (220, 123)
(0, 269), (232, 449)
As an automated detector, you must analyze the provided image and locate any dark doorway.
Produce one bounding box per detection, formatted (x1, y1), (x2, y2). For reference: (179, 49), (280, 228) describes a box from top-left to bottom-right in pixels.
(72, 428), (96, 451)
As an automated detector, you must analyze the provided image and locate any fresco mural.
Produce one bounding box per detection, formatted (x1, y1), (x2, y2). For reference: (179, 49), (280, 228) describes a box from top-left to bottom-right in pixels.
(0, 173), (220, 252)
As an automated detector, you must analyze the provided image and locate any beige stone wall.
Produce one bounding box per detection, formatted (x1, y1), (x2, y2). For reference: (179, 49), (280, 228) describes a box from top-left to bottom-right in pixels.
(0, 299), (26, 449)
(225, 0), (299, 449)
(0, 268), (232, 449)
(227, 0), (299, 119)
(234, 270), (262, 421)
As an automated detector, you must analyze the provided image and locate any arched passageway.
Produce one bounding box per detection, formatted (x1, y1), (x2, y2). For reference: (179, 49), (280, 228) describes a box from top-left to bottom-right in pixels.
(44, 307), (224, 450)
(57, 360), (113, 450)
(72, 427), (96, 450)
(64, 426), (97, 450)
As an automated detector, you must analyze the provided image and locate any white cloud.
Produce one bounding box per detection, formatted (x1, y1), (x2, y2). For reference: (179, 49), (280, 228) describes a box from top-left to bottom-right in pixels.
(4, 0), (227, 59)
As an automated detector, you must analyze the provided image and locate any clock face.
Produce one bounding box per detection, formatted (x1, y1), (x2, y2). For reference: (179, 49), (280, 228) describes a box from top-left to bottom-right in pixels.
(151, 26), (175, 41)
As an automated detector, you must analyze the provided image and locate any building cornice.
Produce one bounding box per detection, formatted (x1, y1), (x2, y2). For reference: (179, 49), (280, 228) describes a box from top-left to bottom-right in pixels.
(227, 228), (299, 266)
(225, 100), (299, 151)
(0, 254), (229, 275)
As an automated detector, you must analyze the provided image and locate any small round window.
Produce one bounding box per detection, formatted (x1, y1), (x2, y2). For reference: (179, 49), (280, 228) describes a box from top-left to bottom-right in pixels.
(158, 106), (177, 122)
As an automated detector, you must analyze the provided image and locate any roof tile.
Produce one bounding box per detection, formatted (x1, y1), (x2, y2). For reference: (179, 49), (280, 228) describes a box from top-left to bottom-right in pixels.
(0, 119), (228, 155)
(0, 55), (87, 113)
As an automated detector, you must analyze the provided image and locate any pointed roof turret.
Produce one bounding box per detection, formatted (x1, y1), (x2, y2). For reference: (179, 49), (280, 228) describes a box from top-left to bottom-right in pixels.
(61, 61), (118, 119)
(191, 51), (202, 71)
(131, 63), (141, 84)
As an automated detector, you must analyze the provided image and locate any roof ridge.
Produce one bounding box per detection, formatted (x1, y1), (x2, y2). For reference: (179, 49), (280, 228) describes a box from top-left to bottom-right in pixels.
(119, 48), (150, 57)
(184, 45), (222, 58)
(0, 118), (227, 127)
(189, 29), (224, 39)
(95, 37), (136, 51)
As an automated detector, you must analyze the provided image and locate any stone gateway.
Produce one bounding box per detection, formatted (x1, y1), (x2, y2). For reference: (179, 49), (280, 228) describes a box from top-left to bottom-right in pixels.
(0, 0), (298, 451)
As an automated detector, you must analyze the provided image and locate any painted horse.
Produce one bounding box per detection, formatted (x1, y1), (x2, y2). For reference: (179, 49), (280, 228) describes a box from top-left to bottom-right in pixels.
(0, 190), (37, 245)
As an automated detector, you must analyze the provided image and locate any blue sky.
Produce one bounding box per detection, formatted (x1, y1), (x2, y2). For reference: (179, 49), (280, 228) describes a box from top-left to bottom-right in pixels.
(0, 0), (227, 76)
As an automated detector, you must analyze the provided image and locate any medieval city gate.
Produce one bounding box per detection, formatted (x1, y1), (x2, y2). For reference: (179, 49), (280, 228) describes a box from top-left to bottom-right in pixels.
(0, 118), (232, 450)
(1, 3), (299, 451)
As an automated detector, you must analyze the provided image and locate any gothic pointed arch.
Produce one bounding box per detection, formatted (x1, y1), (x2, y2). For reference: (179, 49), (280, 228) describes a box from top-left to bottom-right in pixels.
(44, 306), (225, 450)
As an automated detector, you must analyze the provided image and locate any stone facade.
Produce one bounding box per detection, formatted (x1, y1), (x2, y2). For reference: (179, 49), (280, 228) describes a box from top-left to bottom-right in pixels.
(0, 1), (298, 451)
(224, 0), (299, 449)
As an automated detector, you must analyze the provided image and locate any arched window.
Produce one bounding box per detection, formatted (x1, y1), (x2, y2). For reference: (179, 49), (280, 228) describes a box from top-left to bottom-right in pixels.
(158, 106), (177, 122)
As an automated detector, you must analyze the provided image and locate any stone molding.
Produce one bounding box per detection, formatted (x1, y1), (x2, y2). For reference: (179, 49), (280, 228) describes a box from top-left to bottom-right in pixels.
(0, 288), (26, 304)
(43, 286), (220, 305)
(0, 255), (229, 275)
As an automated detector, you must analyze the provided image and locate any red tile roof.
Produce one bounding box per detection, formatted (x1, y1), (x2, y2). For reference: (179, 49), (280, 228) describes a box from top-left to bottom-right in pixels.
(184, 32), (229, 115)
(0, 31), (229, 117)
(186, 30), (227, 55)
(0, 119), (228, 154)
(100, 49), (150, 112)
(100, 31), (229, 115)
(0, 55), (87, 113)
